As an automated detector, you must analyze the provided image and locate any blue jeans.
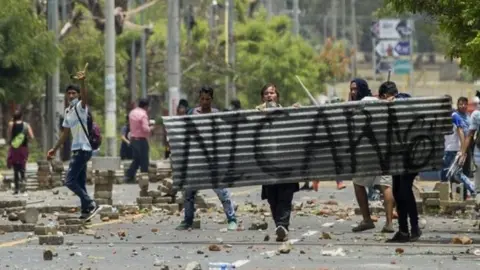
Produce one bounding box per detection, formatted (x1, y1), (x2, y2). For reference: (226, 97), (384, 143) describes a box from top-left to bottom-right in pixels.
(65, 150), (93, 212)
(442, 151), (476, 195)
(184, 188), (236, 225)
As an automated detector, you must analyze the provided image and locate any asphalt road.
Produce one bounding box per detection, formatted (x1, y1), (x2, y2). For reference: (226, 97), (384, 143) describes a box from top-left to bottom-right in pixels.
(0, 183), (479, 270)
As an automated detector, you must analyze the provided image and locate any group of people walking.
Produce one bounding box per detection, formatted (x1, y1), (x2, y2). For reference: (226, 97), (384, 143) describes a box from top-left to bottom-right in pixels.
(7, 68), (479, 243)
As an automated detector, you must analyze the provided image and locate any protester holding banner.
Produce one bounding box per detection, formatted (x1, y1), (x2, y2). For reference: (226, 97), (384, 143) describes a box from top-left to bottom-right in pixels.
(255, 83), (299, 242)
(379, 81), (421, 243)
(348, 78), (395, 234)
(176, 86), (238, 231)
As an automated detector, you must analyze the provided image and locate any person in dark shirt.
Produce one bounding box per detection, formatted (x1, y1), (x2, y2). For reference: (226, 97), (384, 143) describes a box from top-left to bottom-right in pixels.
(7, 110), (35, 194)
(379, 81), (421, 243)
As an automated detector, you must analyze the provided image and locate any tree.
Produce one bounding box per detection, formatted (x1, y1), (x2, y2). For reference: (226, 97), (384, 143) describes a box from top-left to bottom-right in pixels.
(383, 0), (480, 74)
(0, 0), (60, 102)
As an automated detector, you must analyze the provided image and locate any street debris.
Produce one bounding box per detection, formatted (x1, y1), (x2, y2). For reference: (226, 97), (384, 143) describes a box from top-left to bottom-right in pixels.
(208, 244), (221, 251)
(452, 236), (473, 245)
(185, 261), (202, 270)
(321, 248), (346, 256)
(43, 249), (54, 260)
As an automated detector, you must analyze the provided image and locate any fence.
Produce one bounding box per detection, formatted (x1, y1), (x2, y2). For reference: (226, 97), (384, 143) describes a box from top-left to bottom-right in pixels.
(164, 96), (452, 191)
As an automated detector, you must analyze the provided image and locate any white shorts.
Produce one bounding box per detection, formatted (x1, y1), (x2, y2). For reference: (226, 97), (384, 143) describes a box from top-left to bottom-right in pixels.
(353, 175), (392, 187)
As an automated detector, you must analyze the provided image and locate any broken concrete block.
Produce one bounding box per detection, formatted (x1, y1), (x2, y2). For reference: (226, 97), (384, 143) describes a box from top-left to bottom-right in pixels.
(162, 178), (173, 190)
(35, 226), (58, 236)
(153, 197), (173, 204)
(94, 177), (114, 186)
(148, 190), (163, 198)
(13, 224), (35, 232)
(39, 235), (64, 245)
(43, 249), (54, 260)
(22, 208), (39, 224)
(420, 191), (440, 199)
(94, 183), (113, 192)
(94, 191), (113, 199)
(138, 204), (152, 210)
(0, 200), (26, 209)
(65, 219), (83, 225)
(248, 221), (268, 230)
(441, 200), (467, 214)
(8, 212), (19, 221)
(424, 198), (440, 206)
(58, 225), (81, 234)
(100, 212), (119, 220)
(434, 182), (450, 201)
(0, 225), (14, 233)
(184, 261), (202, 270)
(154, 203), (178, 213)
(136, 197), (153, 205)
(139, 190), (149, 197)
(95, 198), (112, 205)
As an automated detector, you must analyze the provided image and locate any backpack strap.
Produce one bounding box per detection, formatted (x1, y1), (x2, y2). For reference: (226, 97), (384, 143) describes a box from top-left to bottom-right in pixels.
(74, 104), (91, 147)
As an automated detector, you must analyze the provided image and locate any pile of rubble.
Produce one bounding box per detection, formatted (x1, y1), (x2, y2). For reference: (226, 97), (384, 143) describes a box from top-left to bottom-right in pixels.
(419, 182), (476, 216)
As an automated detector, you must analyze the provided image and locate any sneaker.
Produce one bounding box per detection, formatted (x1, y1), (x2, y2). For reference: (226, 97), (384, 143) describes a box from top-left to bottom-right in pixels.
(175, 221), (192, 230)
(386, 231), (410, 243)
(337, 182), (346, 190)
(381, 224), (395, 233)
(83, 203), (102, 222)
(275, 226), (288, 242)
(410, 228), (422, 242)
(227, 221), (237, 231)
(352, 220), (375, 232)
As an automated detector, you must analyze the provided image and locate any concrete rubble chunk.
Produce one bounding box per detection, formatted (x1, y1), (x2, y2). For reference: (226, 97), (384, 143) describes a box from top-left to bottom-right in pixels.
(35, 225), (58, 236)
(279, 241), (293, 254)
(184, 261), (202, 270)
(137, 197), (153, 204)
(248, 221), (268, 230)
(8, 212), (19, 221)
(153, 259), (170, 269)
(43, 249), (54, 260)
(452, 236), (473, 245)
(39, 235), (64, 245)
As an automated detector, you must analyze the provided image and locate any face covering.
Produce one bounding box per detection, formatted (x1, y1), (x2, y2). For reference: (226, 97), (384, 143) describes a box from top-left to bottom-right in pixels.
(70, 98), (79, 107)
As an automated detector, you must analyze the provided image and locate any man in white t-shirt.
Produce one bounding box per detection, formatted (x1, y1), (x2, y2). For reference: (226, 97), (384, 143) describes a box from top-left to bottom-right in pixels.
(349, 78), (395, 233)
(46, 69), (101, 222)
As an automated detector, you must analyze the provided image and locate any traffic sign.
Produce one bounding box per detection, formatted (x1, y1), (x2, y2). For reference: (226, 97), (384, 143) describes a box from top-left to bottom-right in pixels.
(375, 40), (411, 57)
(393, 59), (411, 75)
(372, 19), (413, 39)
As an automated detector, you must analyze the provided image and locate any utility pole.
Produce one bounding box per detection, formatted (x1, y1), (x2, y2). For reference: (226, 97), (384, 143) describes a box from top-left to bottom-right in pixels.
(208, 1), (217, 45)
(167, 0), (181, 116)
(61, 0), (67, 22)
(350, 0), (357, 78)
(265, 0), (273, 20)
(341, 0), (346, 40)
(225, 0), (235, 106)
(331, 0), (337, 40)
(104, 0), (117, 156)
(46, 0), (60, 156)
(140, 0), (147, 98)
(292, 0), (299, 36)
(128, 0), (137, 106)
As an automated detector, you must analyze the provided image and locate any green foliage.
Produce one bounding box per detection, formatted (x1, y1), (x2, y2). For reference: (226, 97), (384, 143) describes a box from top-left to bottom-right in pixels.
(0, 0), (60, 102)
(384, 0), (480, 75)
(235, 14), (323, 106)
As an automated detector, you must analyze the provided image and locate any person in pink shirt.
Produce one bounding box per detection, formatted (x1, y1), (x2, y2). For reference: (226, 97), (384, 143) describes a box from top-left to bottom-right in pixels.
(125, 98), (153, 183)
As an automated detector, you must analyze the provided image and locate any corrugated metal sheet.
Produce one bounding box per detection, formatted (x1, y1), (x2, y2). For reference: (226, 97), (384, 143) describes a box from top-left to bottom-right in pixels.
(163, 96), (452, 191)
